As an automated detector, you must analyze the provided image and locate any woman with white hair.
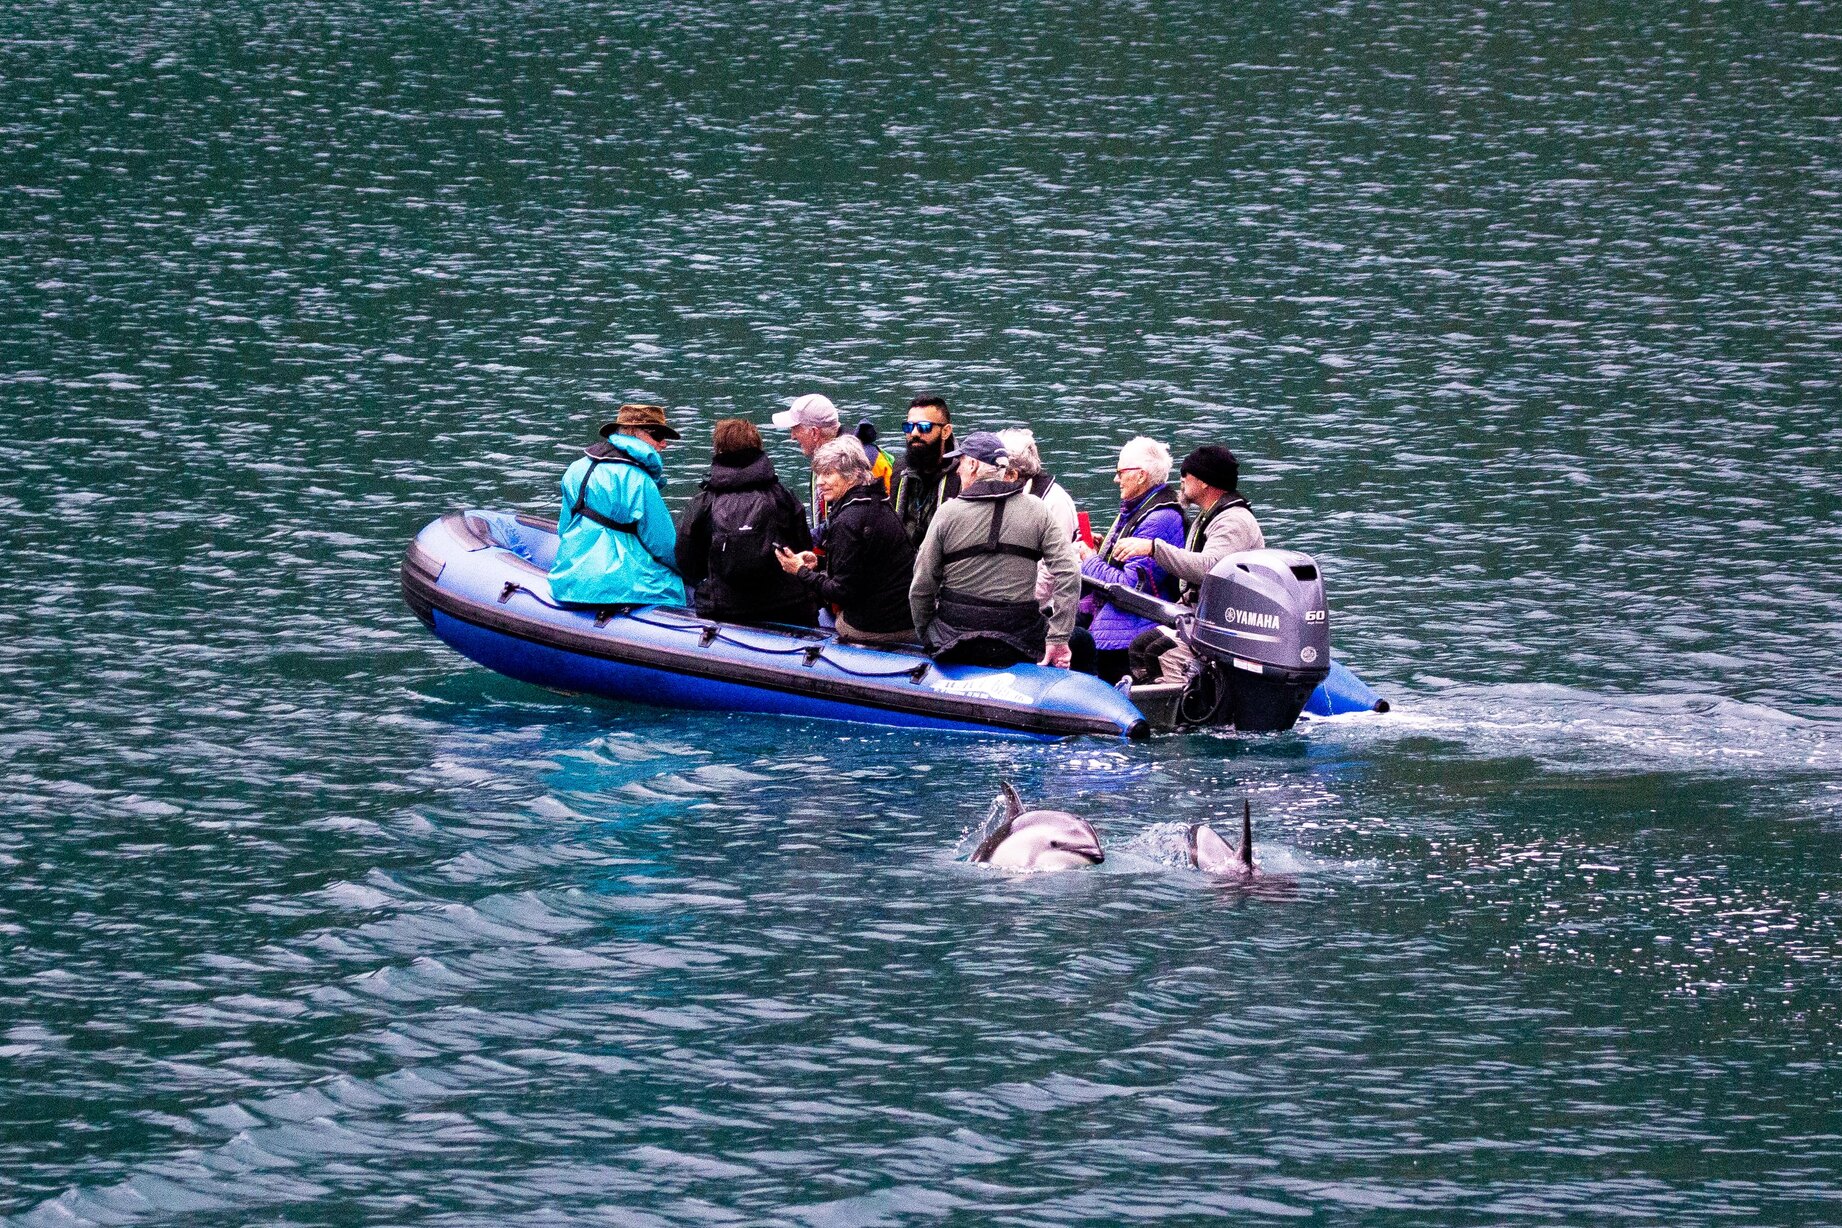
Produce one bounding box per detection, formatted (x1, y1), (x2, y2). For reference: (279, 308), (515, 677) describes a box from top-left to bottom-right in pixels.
(1076, 436), (1187, 682)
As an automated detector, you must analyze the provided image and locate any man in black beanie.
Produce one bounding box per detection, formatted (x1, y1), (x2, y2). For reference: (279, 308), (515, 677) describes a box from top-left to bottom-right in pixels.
(1113, 444), (1265, 682)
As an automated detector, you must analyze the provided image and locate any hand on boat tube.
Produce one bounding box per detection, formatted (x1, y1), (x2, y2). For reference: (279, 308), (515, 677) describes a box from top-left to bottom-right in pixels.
(1041, 642), (1072, 669)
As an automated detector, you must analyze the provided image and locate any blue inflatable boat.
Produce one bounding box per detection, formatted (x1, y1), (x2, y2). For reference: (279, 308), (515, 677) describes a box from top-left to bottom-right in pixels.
(401, 511), (1384, 741)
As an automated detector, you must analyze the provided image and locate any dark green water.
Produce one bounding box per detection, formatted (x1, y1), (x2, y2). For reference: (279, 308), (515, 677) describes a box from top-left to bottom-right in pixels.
(4, 2), (1840, 1224)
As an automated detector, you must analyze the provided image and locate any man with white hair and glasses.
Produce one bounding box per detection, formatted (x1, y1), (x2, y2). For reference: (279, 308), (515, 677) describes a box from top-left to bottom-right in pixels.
(1076, 436), (1187, 683)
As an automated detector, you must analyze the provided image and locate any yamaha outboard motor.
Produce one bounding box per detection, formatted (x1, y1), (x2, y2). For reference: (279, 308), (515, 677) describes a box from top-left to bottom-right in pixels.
(1180, 549), (1331, 732)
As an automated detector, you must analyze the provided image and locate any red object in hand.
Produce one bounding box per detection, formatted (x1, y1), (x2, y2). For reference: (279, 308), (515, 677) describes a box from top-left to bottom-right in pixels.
(1076, 511), (1096, 548)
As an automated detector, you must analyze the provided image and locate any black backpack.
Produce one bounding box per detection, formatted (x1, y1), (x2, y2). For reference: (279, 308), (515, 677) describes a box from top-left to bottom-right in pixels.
(707, 487), (793, 592)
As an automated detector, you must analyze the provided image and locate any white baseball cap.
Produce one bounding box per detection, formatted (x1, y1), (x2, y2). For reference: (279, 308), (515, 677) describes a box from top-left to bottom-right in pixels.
(771, 393), (841, 431)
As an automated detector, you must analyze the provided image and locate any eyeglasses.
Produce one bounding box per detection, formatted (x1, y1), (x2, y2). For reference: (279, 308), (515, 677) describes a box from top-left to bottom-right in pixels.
(902, 421), (943, 435)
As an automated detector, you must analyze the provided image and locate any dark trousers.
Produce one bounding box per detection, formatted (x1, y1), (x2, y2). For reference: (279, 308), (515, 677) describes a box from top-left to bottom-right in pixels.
(932, 639), (1034, 668)
(1128, 625), (1181, 682)
(1094, 648), (1131, 684)
(1070, 631), (1130, 682)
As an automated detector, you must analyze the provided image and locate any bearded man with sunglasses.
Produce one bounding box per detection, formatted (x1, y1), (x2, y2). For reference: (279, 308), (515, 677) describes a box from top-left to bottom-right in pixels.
(891, 393), (962, 548)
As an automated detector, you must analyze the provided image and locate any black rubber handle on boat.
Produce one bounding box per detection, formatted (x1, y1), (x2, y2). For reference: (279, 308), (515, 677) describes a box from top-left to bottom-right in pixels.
(1079, 576), (1192, 630)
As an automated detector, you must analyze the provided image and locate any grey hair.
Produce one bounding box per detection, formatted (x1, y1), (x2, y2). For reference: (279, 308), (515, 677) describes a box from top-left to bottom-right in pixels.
(1118, 436), (1173, 484)
(997, 428), (1042, 478)
(812, 435), (872, 481)
(960, 457), (1003, 484)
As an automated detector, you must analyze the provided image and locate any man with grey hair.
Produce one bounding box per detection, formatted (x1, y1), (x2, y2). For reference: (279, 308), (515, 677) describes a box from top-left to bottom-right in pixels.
(775, 436), (915, 645)
(997, 427), (1080, 603)
(909, 432), (1081, 669)
(770, 392), (894, 535)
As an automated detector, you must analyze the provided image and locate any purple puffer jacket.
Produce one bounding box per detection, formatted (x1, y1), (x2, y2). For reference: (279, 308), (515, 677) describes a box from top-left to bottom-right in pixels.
(1080, 495), (1186, 650)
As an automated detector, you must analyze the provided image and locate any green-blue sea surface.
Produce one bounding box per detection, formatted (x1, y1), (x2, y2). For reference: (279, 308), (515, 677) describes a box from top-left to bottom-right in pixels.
(3, 2), (1839, 1223)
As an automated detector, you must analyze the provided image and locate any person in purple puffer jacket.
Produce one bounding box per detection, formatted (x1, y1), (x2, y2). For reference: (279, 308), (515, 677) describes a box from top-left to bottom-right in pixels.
(1077, 436), (1187, 683)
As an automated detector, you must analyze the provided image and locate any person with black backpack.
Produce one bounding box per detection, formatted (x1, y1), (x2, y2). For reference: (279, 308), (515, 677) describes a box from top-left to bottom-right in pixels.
(675, 419), (818, 627)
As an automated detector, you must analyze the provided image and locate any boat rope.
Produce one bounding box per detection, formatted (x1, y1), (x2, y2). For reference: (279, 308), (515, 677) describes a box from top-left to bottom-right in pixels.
(818, 655), (932, 683)
(497, 581), (574, 611)
(624, 610), (815, 656)
(492, 583), (931, 683)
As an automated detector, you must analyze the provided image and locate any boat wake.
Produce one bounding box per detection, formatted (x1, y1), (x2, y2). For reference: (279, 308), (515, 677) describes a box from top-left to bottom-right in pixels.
(1312, 681), (1841, 780)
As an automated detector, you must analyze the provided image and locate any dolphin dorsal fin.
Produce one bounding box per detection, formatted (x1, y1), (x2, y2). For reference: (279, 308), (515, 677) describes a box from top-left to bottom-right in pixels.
(1239, 800), (1254, 870)
(971, 784), (1024, 863)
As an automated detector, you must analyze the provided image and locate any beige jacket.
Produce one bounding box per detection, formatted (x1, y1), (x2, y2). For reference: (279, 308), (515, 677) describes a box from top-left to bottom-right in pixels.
(1151, 500), (1265, 600)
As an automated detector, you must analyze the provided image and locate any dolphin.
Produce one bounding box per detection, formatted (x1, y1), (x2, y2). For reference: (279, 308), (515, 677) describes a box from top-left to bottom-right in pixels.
(970, 782), (1105, 872)
(1187, 800), (1258, 876)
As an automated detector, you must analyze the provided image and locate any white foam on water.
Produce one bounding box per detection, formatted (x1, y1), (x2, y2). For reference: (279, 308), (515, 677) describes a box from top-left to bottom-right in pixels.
(1312, 682), (1841, 778)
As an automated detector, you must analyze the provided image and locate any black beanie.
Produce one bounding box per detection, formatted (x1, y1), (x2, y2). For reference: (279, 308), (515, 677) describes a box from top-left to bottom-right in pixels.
(1181, 445), (1240, 492)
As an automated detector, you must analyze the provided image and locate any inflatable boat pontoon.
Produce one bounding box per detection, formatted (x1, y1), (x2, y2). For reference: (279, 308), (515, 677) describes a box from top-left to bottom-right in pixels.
(401, 510), (1385, 741)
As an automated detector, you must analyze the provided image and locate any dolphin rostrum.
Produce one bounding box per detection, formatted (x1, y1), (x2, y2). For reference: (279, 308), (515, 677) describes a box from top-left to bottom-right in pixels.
(970, 781), (1105, 872)
(1187, 800), (1258, 876)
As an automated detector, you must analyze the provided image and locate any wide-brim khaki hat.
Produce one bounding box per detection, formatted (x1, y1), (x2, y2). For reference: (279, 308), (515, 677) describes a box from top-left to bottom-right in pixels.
(598, 402), (682, 441)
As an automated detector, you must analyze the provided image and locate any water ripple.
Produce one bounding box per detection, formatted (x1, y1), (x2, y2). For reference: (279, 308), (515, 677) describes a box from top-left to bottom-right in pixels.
(5, 0), (1842, 1222)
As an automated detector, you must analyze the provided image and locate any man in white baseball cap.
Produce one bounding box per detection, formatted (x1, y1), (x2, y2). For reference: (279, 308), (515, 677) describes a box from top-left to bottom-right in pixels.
(770, 392), (892, 534)
(771, 392), (843, 455)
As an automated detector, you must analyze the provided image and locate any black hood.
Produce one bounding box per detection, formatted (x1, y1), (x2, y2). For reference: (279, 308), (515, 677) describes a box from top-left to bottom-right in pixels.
(830, 479), (888, 512)
(701, 448), (780, 493)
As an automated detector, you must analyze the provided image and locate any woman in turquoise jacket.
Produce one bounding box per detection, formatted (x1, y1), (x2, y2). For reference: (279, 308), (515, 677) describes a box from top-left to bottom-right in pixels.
(548, 404), (687, 608)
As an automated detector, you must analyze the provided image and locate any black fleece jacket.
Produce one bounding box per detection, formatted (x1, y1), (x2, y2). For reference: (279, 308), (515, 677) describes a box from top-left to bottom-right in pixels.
(796, 481), (916, 633)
